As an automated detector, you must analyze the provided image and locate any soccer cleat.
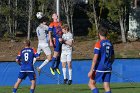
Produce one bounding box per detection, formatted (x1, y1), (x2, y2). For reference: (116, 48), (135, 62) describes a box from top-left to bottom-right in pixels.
(63, 79), (68, 84)
(55, 68), (61, 75)
(36, 67), (41, 76)
(50, 67), (55, 75)
(68, 80), (72, 85)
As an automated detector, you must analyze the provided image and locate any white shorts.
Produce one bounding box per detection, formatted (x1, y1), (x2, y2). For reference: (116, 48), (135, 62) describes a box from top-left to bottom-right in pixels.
(61, 51), (72, 62)
(37, 43), (51, 56)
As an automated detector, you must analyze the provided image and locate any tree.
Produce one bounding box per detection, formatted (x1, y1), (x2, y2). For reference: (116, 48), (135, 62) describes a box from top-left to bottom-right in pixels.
(134, 0), (137, 8)
(61, 0), (75, 35)
(105, 0), (131, 43)
(85, 0), (105, 36)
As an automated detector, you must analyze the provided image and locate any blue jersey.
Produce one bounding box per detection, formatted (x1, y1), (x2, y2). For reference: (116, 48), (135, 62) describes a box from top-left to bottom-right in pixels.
(94, 39), (114, 71)
(48, 22), (63, 52)
(16, 48), (39, 72)
(48, 22), (63, 39)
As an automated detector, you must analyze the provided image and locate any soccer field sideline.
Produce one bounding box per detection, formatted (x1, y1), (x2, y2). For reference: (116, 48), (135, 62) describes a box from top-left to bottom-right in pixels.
(0, 83), (140, 93)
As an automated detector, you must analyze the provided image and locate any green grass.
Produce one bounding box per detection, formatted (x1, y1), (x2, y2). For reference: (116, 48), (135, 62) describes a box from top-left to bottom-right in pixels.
(1, 83), (140, 93)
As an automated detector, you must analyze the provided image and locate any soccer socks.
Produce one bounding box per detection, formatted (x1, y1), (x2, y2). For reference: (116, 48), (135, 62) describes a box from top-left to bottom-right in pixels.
(12, 88), (17, 93)
(62, 68), (67, 79)
(105, 91), (111, 93)
(92, 88), (99, 93)
(55, 56), (60, 68)
(39, 59), (49, 69)
(30, 89), (34, 93)
(13, 88), (35, 93)
(51, 57), (57, 68)
(69, 69), (72, 80)
(63, 68), (72, 80)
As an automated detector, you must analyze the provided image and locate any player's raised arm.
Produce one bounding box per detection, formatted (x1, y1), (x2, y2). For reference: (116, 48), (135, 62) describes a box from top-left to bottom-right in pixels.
(48, 23), (53, 46)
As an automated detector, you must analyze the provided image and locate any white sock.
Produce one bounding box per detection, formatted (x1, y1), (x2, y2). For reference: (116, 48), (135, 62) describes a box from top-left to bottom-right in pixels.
(69, 69), (72, 80)
(62, 68), (67, 79)
(39, 59), (49, 69)
(33, 58), (36, 65)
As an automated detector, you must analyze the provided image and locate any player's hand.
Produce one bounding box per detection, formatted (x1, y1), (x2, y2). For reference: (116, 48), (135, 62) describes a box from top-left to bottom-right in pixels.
(88, 70), (93, 78)
(59, 38), (63, 43)
(50, 41), (54, 47)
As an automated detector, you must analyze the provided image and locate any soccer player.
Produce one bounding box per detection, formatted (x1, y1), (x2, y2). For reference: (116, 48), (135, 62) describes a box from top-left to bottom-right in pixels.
(12, 40), (39, 93)
(48, 13), (63, 75)
(35, 17), (52, 74)
(60, 24), (73, 85)
(88, 27), (115, 93)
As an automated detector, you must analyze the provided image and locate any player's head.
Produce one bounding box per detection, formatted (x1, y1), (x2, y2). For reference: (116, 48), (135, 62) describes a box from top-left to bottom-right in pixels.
(24, 40), (30, 47)
(62, 24), (69, 33)
(98, 27), (108, 39)
(39, 17), (47, 25)
(52, 13), (58, 20)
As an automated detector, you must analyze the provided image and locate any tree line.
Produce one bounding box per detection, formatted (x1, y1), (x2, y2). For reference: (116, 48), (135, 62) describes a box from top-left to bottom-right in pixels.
(0, 0), (137, 43)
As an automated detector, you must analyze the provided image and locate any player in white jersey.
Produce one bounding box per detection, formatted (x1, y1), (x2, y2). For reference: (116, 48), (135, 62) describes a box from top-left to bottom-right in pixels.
(34, 17), (52, 74)
(59, 24), (73, 85)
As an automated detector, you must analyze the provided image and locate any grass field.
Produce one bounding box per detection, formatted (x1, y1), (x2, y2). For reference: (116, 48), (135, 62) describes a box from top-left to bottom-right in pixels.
(0, 83), (140, 93)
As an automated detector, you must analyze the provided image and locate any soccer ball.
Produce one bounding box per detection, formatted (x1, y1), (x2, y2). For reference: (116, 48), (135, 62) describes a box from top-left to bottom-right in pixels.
(36, 12), (43, 19)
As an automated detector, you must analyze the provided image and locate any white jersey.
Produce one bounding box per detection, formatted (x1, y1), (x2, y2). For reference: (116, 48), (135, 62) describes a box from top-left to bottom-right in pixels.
(62, 32), (73, 52)
(36, 24), (49, 45)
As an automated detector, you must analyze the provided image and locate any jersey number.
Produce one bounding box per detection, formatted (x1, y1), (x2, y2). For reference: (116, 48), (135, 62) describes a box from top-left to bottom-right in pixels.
(24, 53), (29, 61)
(106, 46), (110, 58)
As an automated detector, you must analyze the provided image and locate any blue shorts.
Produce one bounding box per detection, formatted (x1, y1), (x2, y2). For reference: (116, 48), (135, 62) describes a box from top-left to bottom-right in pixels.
(54, 39), (62, 52)
(18, 72), (36, 80)
(94, 72), (111, 82)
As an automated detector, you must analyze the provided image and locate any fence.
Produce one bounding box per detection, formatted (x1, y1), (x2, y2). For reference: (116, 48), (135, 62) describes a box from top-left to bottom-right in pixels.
(0, 59), (140, 86)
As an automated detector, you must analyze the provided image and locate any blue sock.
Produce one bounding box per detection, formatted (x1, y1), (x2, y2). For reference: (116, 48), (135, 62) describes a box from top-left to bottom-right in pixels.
(105, 91), (111, 93)
(12, 88), (17, 93)
(51, 57), (57, 68)
(30, 89), (34, 93)
(92, 88), (99, 93)
(55, 56), (60, 68)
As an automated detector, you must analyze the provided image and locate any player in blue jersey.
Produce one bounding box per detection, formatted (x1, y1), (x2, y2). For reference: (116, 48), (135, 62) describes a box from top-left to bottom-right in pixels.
(88, 27), (115, 93)
(12, 40), (39, 93)
(48, 13), (63, 75)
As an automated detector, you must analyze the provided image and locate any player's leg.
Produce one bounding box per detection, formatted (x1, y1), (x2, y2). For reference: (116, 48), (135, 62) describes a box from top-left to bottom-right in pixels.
(103, 72), (112, 93)
(13, 72), (27, 93)
(50, 39), (61, 75)
(34, 44), (42, 65)
(30, 80), (36, 93)
(55, 54), (61, 74)
(103, 82), (111, 93)
(50, 51), (59, 75)
(61, 53), (68, 84)
(37, 45), (52, 75)
(37, 45), (51, 71)
(67, 53), (72, 85)
(55, 42), (62, 70)
(88, 78), (99, 93)
(13, 78), (22, 93)
(28, 72), (36, 93)
(67, 62), (72, 85)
